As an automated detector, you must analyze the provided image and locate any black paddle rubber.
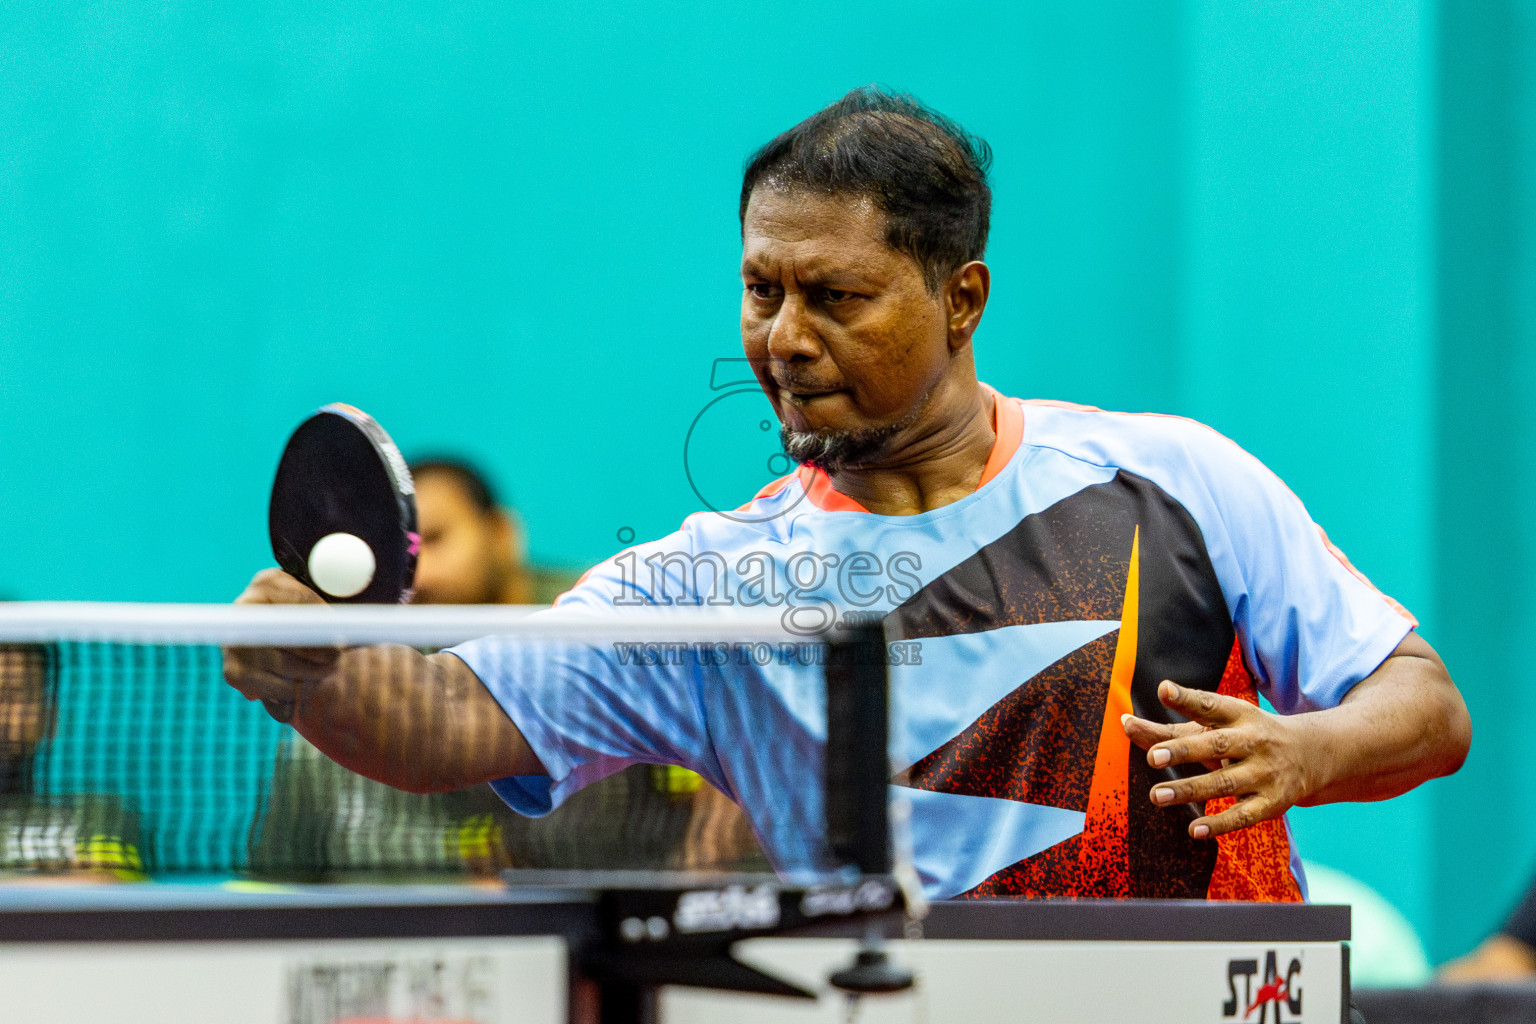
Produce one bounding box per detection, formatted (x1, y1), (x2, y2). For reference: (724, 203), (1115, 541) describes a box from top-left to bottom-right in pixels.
(268, 403), (418, 604)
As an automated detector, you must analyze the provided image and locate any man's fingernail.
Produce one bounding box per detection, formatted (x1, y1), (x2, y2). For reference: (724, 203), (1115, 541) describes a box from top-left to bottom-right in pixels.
(1151, 748), (1170, 767)
(1192, 824), (1210, 839)
(1153, 787), (1175, 805)
(1120, 713), (1130, 728)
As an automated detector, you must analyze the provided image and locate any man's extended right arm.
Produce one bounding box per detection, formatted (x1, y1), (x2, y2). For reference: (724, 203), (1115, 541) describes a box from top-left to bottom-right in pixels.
(222, 568), (543, 793)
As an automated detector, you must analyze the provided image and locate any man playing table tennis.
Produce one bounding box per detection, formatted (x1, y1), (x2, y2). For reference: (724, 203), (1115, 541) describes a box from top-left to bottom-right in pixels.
(226, 87), (1470, 902)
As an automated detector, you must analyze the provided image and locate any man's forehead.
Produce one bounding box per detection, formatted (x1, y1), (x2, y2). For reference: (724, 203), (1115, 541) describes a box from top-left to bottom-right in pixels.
(741, 187), (888, 253)
(415, 474), (483, 517)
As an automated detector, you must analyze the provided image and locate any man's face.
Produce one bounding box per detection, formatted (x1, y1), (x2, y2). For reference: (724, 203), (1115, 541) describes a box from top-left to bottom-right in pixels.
(412, 474), (508, 605)
(740, 187), (953, 469)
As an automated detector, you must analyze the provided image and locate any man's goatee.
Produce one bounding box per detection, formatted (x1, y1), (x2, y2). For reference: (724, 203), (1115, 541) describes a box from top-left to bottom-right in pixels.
(779, 421), (905, 473)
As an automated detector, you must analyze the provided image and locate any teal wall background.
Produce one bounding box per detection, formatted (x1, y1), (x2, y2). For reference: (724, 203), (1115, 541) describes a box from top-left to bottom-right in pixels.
(0, 0), (1528, 961)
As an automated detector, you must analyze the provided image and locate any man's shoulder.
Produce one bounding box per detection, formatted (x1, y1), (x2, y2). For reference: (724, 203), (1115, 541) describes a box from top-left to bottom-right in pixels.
(1011, 397), (1257, 483)
(1015, 396), (1235, 451)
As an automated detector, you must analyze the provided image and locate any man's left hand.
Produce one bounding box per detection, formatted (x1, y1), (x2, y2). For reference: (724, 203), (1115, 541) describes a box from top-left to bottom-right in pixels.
(1121, 633), (1469, 840)
(1121, 682), (1319, 840)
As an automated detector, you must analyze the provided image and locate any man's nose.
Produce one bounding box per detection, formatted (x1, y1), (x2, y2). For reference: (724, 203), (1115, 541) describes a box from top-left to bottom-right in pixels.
(765, 293), (821, 363)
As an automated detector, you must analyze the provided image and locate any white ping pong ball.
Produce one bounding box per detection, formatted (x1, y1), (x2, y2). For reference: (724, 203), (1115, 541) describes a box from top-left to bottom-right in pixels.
(307, 532), (376, 598)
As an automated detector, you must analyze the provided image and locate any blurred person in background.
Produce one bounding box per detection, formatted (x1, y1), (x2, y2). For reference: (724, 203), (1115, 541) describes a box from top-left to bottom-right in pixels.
(1438, 884), (1536, 982)
(0, 648), (48, 798)
(249, 458), (763, 879)
(0, 645), (142, 880)
(410, 458), (567, 606)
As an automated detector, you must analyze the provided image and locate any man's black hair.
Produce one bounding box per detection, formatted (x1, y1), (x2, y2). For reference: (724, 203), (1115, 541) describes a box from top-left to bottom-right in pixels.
(739, 85), (992, 291)
(408, 457), (501, 514)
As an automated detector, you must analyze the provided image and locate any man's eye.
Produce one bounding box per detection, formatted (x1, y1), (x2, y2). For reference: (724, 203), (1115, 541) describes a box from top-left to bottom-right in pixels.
(746, 284), (778, 300)
(822, 288), (854, 303)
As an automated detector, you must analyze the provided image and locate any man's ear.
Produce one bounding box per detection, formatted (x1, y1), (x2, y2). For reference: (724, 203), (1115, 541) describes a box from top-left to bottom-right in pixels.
(945, 261), (991, 351)
(490, 508), (527, 566)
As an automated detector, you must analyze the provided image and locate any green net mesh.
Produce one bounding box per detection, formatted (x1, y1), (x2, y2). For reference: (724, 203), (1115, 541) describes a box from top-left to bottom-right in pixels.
(2, 639), (767, 880)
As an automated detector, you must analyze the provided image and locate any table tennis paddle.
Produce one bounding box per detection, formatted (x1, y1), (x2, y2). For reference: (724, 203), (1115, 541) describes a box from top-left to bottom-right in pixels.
(268, 403), (419, 605)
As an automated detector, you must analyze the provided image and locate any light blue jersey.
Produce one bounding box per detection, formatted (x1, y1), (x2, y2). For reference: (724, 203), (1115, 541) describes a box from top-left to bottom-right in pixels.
(451, 392), (1413, 900)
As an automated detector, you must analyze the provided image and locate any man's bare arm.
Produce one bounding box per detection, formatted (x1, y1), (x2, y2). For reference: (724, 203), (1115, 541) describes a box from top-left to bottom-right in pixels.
(1121, 631), (1471, 838)
(223, 568), (543, 793)
(1291, 632), (1468, 804)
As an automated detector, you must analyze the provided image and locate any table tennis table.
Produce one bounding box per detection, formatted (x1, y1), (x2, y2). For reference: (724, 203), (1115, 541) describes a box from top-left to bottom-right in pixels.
(0, 876), (1352, 1024)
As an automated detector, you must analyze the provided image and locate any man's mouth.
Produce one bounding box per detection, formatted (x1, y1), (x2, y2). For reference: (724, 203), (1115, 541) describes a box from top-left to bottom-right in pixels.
(776, 383), (843, 405)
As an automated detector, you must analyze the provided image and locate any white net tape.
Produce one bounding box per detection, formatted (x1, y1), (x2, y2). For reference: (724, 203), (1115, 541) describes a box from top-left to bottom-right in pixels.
(0, 602), (807, 647)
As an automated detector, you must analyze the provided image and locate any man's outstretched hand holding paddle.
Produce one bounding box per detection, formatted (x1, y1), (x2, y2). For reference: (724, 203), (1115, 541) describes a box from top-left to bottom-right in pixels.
(223, 565), (542, 790)
(1121, 631), (1471, 840)
(223, 404), (541, 792)
(223, 567), (338, 721)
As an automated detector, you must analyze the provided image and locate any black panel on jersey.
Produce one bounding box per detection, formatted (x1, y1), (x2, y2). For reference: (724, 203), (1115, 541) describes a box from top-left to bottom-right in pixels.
(885, 470), (1236, 898)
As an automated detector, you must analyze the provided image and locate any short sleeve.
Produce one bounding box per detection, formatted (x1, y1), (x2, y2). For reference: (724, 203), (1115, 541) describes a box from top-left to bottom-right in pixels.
(448, 537), (719, 817)
(1183, 429), (1416, 714)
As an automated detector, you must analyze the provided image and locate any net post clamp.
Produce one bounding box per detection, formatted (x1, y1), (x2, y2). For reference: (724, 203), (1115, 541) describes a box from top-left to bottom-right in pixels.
(575, 875), (907, 999)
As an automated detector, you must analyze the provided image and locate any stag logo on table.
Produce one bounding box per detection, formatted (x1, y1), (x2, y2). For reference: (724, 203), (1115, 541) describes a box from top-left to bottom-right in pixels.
(1222, 950), (1303, 1023)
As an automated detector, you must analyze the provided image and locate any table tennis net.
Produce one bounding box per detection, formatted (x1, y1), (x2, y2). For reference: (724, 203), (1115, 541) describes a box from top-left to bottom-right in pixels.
(0, 604), (879, 882)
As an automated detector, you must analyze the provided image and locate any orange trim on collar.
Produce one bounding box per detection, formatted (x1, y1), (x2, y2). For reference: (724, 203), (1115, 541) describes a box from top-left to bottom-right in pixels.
(798, 464), (872, 512)
(978, 386), (1023, 488)
(796, 385), (1019, 513)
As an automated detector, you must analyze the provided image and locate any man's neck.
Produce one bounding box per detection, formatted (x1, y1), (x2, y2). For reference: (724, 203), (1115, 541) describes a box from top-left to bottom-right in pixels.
(827, 380), (996, 516)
